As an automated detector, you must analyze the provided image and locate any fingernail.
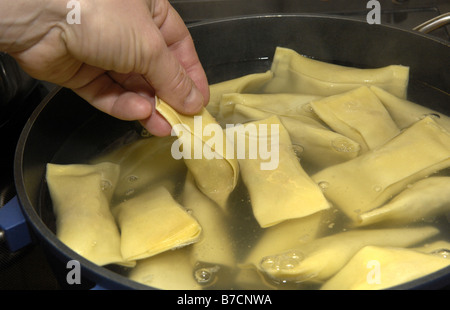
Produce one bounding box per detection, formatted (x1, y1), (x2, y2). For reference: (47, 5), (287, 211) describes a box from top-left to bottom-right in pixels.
(183, 85), (204, 114)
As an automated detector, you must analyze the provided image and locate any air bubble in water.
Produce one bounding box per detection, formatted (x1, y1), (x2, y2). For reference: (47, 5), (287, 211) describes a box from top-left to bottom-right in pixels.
(318, 181), (329, 192)
(420, 113), (441, 120)
(373, 185), (382, 192)
(101, 180), (112, 191)
(431, 249), (450, 259)
(140, 128), (151, 137)
(125, 188), (135, 196)
(292, 144), (304, 157)
(194, 265), (220, 285)
(260, 250), (303, 272)
(127, 175), (139, 183)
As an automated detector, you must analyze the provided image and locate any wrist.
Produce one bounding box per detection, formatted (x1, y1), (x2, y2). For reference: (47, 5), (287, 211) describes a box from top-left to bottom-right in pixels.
(0, 0), (69, 52)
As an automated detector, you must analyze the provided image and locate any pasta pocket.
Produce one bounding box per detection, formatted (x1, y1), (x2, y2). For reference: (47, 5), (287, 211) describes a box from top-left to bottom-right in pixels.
(310, 86), (400, 152)
(370, 86), (450, 131)
(46, 162), (128, 266)
(357, 177), (450, 227)
(207, 71), (273, 115)
(321, 245), (450, 290)
(112, 186), (202, 261)
(128, 247), (203, 290)
(156, 97), (239, 208)
(261, 47), (409, 99)
(91, 135), (186, 200)
(313, 116), (450, 222)
(216, 92), (323, 125)
(226, 116), (330, 227)
(259, 226), (439, 283)
(220, 98), (361, 173)
(182, 173), (235, 267)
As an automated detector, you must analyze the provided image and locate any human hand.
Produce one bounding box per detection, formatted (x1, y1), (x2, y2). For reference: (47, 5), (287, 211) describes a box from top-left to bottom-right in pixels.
(0, 0), (209, 136)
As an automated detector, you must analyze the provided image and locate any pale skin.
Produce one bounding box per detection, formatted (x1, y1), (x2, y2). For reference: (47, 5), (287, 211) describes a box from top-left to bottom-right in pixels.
(0, 0), (209, 136)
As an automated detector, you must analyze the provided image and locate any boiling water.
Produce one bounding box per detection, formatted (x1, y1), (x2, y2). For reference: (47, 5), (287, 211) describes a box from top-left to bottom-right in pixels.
(46, 65), (450, 289)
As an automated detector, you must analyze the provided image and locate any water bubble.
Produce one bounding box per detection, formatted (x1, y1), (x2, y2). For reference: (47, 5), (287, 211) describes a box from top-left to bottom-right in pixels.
(292, 144), (304, 157)
(101, 180), (112, 191)
(194, 265), (220, 285)
(260, 250), (303, 272)
(140, 128), (151, 137)
(331, 138), (359, 153)
(318, 181), (329, 192)
(420, 113), (441, 120)
(125, 188), (135, 196)
(373, 185), (382, 192)
(127, 175), (139, 183)
(260, 257), (276, 270)
(185, 208), (193, 215)
(431, 249), (450, 259)
(301, 103), (314, 114)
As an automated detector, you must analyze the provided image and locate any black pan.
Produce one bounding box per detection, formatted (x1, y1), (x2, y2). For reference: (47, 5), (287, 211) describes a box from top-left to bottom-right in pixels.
(13, 14), (450, 289)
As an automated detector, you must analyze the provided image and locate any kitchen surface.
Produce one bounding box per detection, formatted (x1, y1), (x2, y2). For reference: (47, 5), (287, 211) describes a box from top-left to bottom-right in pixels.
(0, 0), (449, 290)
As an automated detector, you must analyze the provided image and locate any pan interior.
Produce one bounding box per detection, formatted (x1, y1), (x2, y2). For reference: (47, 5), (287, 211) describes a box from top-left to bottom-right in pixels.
(17, 15), (450, 289)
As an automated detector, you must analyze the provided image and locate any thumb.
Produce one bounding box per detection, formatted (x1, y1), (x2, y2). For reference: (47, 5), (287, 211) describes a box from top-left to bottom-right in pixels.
(140, 26), (206, 116)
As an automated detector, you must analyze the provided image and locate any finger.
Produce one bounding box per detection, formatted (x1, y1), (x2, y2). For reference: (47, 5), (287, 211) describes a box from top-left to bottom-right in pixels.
(155, 4), (210, 105)
(106, 71), (173, 136)
(140, 27), (204, 115)
(107, 71), (155, 98)
(138, 3), (208, 115)
(139, 109), (173, 137)
(73, 72), (153, 121)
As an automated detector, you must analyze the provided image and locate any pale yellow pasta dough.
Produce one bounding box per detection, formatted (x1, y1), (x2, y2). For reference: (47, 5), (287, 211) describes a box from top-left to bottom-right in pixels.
(182, 173), (235, 267)
(261, 47), (409, 99)
(128, 247), (203, 290)
(241, 212), (324, 268)
(412, 240), (450, 258)
(207, 71), (274, 115)
(91, 135), (186, 200)
(112, 186), (201, 261)
(155, 97), (239, 208)
(357, 177), (450, 227)
(46, 162), (129, 267)
(216, 92), (323, 125)
(321, 245), (450, 290)
(370, 86), (450, 131)
(312, 116), (450, 222)
(220, 100), (360, 173)
(226, 116), (330, 227)
(310, 86), (400, 152)
(259, 226), (439, 283)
